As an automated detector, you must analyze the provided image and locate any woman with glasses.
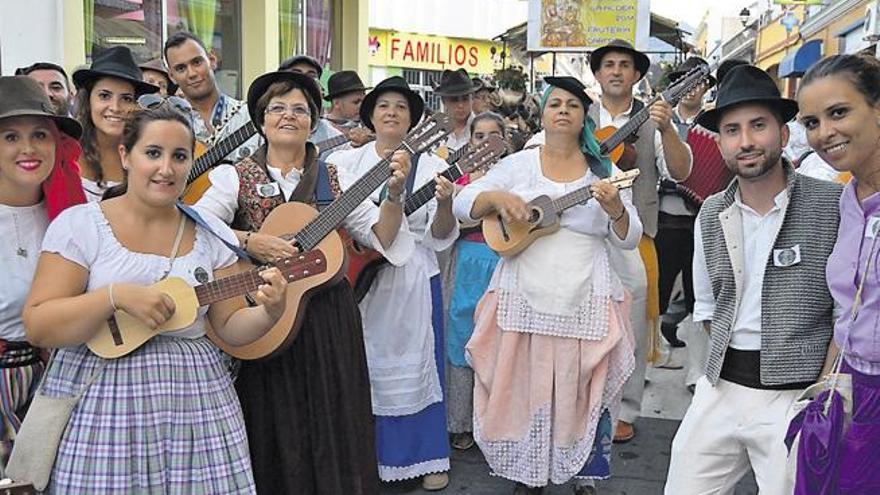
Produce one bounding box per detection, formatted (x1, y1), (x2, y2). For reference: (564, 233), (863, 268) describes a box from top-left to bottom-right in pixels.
(71, 46), (159, 201)
(328, 76), (457, 491)
(0, 76), (85, 467)
(194, 71), (414, 494)
(23, 102), (288, 493)
(444, 112), (506, 452)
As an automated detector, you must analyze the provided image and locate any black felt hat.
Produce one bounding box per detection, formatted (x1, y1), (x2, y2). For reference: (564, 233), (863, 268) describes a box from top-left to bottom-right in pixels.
(247, 71), (323, 135)
(695, 65), (798, 132)
(589, 39), (650, 81)
(72, 46), (158, 95)
(324, 70), (370, 101)
(359, 76), (425, 132)
(278, 54), (323, 79)
(0, 76), (82, 139)
(669, 56), (717, 88)
(543, 76), (593, 111)
(434, 69), (477, 97)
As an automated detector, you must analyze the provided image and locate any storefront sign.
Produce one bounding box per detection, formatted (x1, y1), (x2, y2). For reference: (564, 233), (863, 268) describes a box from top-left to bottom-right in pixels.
(368, 29), (500, 74)
(526, 0), (650, 52)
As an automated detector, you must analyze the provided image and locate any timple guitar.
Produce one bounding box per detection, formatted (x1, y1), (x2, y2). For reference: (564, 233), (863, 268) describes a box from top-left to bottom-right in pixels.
(208, 114), (454, 361)
(181, 123), (354, 205)
(347, 134), (508, 301)
(87, 250), (328, 359)
(482, 169), (640, 257)
(593, 64), (712, 166)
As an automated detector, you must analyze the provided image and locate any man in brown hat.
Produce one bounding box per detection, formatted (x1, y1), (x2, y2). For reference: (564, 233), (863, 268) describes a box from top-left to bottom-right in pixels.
(436, 68), (476, 151)
(15, 62), (72, 117)
(323, 70), (373, 148)
(164, 31), (260, 163)
(589, 39), (693, 444)
(139, 58), (175, 97)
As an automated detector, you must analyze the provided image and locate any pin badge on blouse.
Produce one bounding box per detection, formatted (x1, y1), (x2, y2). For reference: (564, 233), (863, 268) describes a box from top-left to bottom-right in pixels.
(256, 182), (281, 198)
(194, 267), (210, 284)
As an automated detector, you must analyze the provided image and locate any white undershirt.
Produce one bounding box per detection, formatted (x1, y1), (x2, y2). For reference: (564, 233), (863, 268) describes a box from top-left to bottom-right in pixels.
(0, 203), (48, 341)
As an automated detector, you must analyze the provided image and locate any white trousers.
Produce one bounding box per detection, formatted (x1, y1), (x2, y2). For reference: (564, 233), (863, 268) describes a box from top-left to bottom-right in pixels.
(665, 377), (800, 495)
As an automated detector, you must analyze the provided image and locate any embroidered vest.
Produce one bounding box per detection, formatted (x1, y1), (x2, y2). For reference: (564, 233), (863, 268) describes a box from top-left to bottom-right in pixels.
(699, 167), (842, 386)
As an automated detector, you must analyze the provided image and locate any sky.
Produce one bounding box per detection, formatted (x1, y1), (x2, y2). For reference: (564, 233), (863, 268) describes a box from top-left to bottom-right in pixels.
(650, 0), (763, 51)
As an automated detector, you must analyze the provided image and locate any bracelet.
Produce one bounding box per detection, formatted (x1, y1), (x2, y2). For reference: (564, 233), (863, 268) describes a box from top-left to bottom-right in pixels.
(243, 231), (252, 250)
(386, 190), (405, 205)
(108, 284), (118, 311)
(611, 209), (627, 223)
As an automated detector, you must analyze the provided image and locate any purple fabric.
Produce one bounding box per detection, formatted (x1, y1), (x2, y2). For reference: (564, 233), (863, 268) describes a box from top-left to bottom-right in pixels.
(788, 360), (880, 495)
(826, 179), (880, 375)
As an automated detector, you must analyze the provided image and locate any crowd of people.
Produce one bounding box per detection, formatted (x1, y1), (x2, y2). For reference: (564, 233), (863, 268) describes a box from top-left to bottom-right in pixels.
(0, 27), (877, 495)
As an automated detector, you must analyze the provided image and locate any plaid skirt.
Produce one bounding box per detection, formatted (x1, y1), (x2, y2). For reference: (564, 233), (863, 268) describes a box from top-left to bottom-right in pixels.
(41, 336), (254, 494)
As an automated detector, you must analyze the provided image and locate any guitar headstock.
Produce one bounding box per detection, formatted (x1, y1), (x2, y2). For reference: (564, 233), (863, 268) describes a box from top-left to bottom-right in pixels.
(608, 169), (640, 189)
(403, 113), (453, 155)
(662, 64), (711, 106)
(274, 249), (328, 282)
(458, 135), (506, 174)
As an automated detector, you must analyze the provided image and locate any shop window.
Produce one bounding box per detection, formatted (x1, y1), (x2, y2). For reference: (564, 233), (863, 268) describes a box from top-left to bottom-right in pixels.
(86, 0), (243, 98)
(280, 0), (334, 67)
(402, 69), (442, 112)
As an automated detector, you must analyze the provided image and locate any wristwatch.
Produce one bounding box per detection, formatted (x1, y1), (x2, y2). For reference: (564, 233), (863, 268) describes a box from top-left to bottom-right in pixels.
(386, 190), (405, 205)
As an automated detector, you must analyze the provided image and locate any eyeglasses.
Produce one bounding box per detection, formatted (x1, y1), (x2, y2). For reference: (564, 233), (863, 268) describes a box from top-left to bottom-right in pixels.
(264, 103), (311, 118)
(137, 94), (194, 124)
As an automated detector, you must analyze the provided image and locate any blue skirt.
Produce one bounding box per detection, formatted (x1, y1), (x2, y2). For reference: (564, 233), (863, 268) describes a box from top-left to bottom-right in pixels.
(446, 240), (499, 368)
(375, 275), (451, 481)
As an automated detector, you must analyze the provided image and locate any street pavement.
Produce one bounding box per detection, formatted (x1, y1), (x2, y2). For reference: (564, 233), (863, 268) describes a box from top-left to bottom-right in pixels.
(380, 328), (760, 495)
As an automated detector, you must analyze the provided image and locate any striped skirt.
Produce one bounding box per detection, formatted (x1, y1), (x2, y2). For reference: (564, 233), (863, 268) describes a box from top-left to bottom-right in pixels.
(0, 342), (44, 467)
(41, 336), (254, 494)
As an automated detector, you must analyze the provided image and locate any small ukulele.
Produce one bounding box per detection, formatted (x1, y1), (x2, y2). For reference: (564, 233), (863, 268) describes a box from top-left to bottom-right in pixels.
(482, 169), (640, 257)
(87, 250), (328, 359)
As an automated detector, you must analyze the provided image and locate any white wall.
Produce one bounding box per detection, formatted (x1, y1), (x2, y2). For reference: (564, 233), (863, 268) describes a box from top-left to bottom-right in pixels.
(0, 0), (65, 75)
(369, 0), (528, 40)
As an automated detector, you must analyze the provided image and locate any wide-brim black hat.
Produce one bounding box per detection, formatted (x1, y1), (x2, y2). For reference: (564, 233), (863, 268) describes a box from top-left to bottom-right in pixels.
(73, 46), (158, 96)
(669, 56), (717, 88)
(695, 65), (798, 132)
(543, 76), (593, 112)
(278, 54), (323, 79)
(247, 71), (323, 136)
(0, 76), (82, 139)
(359, 76), (425, 132)
(434, 68), (477, 97)
(324, 70), (370, 101)
(589, 39), (650, 81)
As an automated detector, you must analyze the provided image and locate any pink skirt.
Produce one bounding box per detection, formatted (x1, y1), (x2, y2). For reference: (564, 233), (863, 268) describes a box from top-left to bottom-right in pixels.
(468, 292), (635, 487)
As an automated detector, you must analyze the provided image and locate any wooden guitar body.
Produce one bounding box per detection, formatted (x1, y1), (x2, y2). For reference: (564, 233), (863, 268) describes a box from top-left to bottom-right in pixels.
(482, 195), (561, 257)
(207, 202), (347, 361)
(181, 141), (214, 205)
(89, 278), (200, 359)
(594, 126), (639, 171)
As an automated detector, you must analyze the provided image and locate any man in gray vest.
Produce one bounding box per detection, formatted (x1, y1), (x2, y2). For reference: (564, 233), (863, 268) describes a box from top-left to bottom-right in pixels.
(590, 39), (693, 443)
(664, 65), (841, 494)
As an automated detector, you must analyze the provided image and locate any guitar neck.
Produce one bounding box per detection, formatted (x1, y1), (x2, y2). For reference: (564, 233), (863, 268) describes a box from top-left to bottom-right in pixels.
(194, 269), (267, 306)
(291, 153), (397, 250)
(404, 165), (463, 216)
(188, 121), (258, 184)
(315, 134), (351, 153)
(550, 186), (596, 215)
(598, 96), (659, 154)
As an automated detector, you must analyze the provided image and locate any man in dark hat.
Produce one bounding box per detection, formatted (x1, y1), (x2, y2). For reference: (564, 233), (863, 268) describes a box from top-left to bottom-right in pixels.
(664, 65), (842, 495)
(435, 68), (476, 151)
(15, 62), (72, 117)
(653, 56), (717, 370)
(164, 31), (260, 162)
(323, 70), (373, 148)
(590, 38), (693, 444)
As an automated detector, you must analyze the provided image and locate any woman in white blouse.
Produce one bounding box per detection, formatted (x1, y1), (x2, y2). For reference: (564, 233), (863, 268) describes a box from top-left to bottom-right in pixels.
(0, 76), (85, 467)
(328, 76), (457, 491)
(23, 104), (287, 492)
(452, 77), (640, 495)
(194, 71), (413, 494)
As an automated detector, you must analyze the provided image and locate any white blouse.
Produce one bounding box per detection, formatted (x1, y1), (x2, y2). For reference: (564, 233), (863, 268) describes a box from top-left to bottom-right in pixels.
(81, 177), (120, 203)
(453, 147), (642, 248)
(194, 160), (415, 266)
(0, 203), (49, 341)
(41, 202), (239, 339)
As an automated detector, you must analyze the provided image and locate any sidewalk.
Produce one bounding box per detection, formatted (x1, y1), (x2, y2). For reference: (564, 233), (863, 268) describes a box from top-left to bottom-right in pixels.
(379, 364), (759, 494)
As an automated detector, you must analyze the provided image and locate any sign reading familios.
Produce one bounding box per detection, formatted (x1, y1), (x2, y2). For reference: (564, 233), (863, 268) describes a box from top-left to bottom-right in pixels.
(368, 29), (500, 74)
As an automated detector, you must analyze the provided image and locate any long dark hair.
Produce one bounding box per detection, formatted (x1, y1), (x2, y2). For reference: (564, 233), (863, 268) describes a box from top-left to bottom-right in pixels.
(801, 53), (880, 106)
(102, 106), (195, 200)
(74, 80), (104, 185)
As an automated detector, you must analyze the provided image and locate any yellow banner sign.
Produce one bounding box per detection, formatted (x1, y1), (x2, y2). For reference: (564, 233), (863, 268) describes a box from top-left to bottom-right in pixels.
(527, 0), (650, 52)
(368, 29), (500, 74)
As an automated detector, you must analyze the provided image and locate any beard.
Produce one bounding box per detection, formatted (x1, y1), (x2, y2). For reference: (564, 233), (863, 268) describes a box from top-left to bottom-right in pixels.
(725, 146), (783, 180)
(50, 97), (71, 117)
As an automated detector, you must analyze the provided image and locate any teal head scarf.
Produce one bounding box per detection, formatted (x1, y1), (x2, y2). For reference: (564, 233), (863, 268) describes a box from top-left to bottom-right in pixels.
(539, 84), (613, 178)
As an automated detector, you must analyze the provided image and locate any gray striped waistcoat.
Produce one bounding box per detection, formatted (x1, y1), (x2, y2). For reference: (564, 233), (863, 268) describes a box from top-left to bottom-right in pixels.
(699, 166), (842, 386)
(589, 102), (659, 237)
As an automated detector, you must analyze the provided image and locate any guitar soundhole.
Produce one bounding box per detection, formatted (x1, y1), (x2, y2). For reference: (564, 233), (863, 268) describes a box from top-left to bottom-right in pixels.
(528, 207), (541, 224)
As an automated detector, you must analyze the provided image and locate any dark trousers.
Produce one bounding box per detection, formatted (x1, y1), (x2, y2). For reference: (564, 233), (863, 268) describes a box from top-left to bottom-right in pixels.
(656, 212), (695, 316)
